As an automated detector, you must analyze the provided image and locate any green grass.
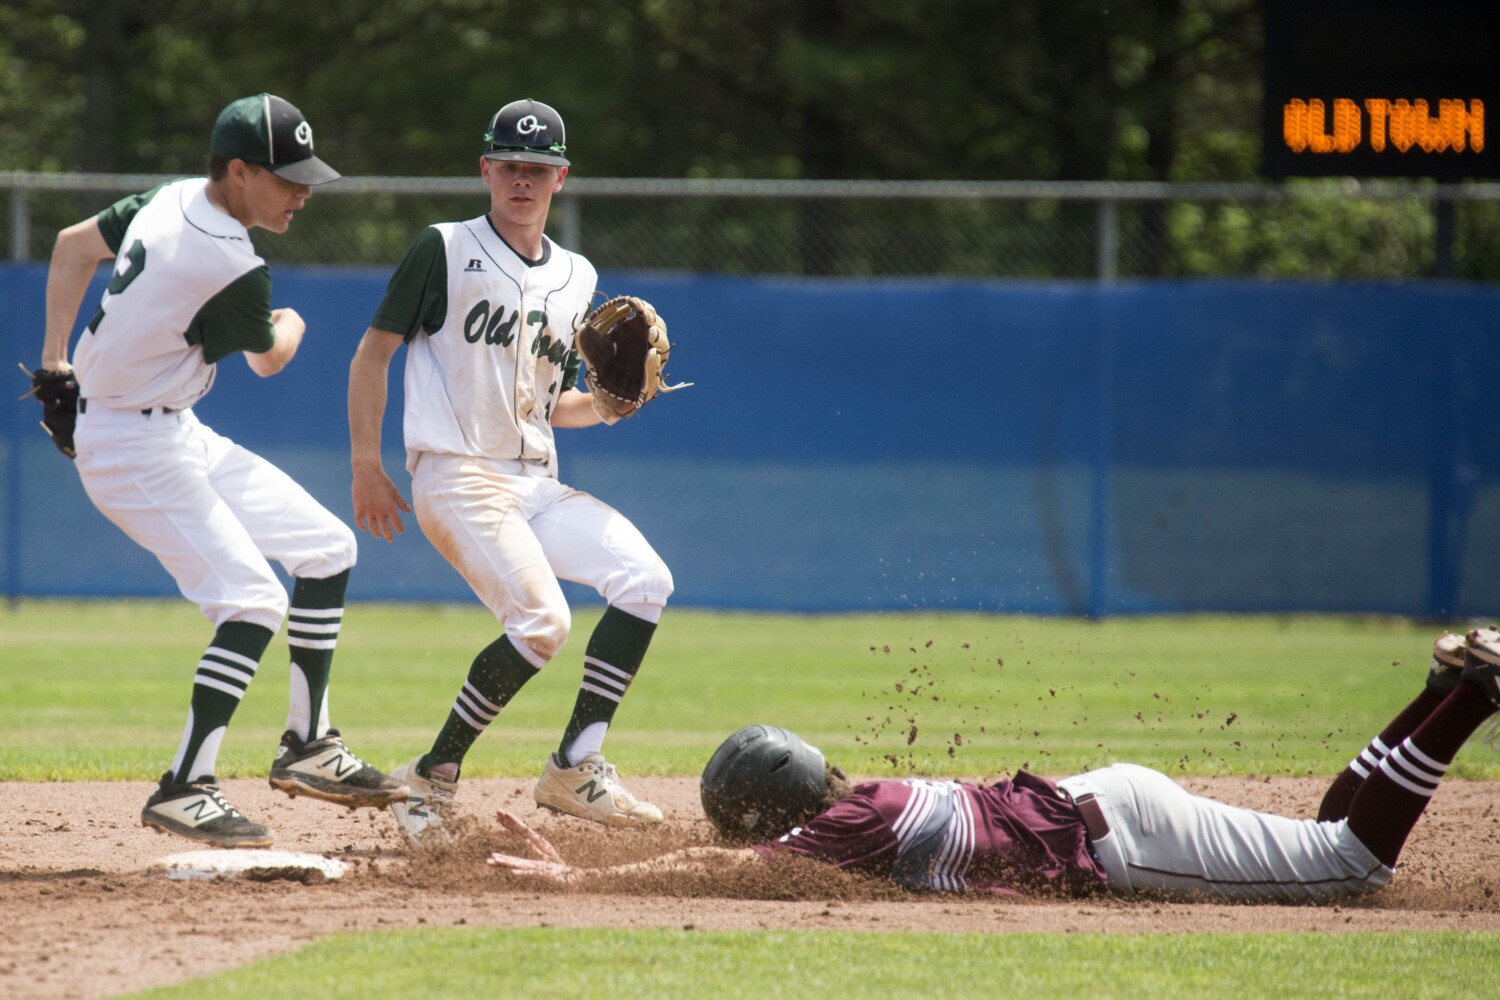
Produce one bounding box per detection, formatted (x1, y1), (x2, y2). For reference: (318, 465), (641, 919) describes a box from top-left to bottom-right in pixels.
(130, 928), (1499, 999)
(3, 599), (1497, 780)
(12, 600), (1500, 999)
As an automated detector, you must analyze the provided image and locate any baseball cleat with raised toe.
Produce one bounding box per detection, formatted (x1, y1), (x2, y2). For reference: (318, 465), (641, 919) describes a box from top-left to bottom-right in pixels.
(533, 752), (663, 828)
(1427, 632), (1468, 692)
(269, 729), (409, 808)
(1463, 627), (1500, 706)
(141, 772), (273, 848)
(387, 756), (457, 848)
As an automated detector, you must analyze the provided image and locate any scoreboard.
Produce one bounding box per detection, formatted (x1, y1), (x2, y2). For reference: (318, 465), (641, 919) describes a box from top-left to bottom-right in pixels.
(1262, 0), (1500, 179)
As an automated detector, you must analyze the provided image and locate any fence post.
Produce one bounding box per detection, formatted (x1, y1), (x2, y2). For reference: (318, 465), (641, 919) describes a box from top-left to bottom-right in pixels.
(1434, 196), (1456, 278)
(3, 358), (20, 605)
(1095, 197), (1118, 283)
(10, 186), (29, 262)
(1088, 295), (1116, 618)
(559, 195), (581, 253)
(1425, 328), (1475, 617)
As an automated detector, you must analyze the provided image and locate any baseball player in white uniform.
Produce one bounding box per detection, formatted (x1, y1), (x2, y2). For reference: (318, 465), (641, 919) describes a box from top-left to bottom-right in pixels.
(348, 99), (673, 845)
(37, 93), (406, 849)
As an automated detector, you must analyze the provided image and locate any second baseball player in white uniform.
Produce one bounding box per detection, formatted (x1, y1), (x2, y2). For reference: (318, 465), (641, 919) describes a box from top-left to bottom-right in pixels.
(38, 94), (406, 848)
(348, 99), (673, 844)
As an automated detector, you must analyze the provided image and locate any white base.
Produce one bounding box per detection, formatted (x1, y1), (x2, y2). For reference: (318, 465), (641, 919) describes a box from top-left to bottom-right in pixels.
(149, 848), (348, 881)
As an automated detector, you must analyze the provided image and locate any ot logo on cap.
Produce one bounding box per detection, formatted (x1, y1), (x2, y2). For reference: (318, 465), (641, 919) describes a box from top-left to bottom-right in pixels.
(294, 121), (313, 146)
(515, 115), (547, 137)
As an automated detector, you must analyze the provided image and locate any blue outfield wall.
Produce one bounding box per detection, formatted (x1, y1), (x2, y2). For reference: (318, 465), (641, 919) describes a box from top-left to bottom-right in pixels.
(2, 263), (1497, 616)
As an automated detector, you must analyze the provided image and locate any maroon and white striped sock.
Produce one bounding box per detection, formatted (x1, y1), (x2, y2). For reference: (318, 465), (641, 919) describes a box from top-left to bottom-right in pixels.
(1316, 686), (1447, 822)
(1375, 738), (1448, 798)
(1346, 682), (1495, 867)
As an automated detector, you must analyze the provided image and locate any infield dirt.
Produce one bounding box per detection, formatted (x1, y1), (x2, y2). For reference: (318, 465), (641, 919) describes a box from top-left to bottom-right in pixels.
(3, 774), (1498, 999)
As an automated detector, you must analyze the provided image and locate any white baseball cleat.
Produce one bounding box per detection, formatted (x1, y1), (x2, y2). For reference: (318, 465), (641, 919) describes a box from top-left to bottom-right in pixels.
(269, 729), (409, 808)
(533, 752), (663, 828)
(1463, 627), (1500, 707)
(1427, 632), (1468, 691)
(387, 756), (458, 848)
(141, 772), (274, 849)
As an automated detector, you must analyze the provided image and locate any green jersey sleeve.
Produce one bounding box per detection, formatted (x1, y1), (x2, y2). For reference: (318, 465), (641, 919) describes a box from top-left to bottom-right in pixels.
(561, 348), (581, 392)
(95, 184), (167, 254)
(372, 227), (448, 341)
(185, 267), (276, 363)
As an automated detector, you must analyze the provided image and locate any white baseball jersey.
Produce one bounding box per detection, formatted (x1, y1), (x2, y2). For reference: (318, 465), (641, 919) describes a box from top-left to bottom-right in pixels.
(69, 177), (354, 632)
(371, 218), (596, 475)
(72, 177), (275, 410)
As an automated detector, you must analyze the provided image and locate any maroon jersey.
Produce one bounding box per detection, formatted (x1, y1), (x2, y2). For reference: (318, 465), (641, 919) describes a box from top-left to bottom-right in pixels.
(753, 771), (1106, 895)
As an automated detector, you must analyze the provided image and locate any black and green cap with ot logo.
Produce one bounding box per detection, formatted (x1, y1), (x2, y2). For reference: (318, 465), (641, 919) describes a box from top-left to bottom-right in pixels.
(210, 93), (341, 186)
(483, 99), (570, 167)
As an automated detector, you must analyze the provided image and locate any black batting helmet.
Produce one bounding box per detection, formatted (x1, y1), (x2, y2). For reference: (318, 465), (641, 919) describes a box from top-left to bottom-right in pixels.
(700, 725), (827, 841)
(482, 99), (569, 167)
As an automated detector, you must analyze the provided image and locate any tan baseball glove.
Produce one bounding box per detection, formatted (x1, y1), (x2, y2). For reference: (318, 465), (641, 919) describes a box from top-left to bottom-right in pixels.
(575, 296), (692, 424)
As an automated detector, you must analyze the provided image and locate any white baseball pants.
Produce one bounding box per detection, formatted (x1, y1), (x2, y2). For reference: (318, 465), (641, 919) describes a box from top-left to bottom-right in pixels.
(410, 451), (673, 665)
(74, 405), (356, 631)
(1057, 763), (1394, 903)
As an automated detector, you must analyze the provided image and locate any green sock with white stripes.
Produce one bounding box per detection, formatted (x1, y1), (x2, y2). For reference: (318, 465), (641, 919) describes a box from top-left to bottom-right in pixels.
(557, 606), (657, 765)
(424, 635), (539, 774)
(286, 569), (350, 743)
(171, 621), (274, 784)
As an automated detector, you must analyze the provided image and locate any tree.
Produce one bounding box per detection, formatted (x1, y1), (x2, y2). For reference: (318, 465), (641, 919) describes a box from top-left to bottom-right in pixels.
(2, 0), (1264, 183)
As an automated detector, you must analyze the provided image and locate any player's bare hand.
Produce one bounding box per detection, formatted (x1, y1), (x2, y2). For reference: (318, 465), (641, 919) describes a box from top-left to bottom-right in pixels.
(351, 465), (410, 541)
(495, 809), (565, 863)
(485, 851), (577, 882)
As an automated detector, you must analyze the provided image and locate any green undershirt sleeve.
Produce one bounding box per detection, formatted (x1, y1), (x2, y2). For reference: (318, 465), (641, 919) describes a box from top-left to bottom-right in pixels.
(95, 185), (167, 254)
(373, 226), (448, 341)
(186, 267), (276, 363)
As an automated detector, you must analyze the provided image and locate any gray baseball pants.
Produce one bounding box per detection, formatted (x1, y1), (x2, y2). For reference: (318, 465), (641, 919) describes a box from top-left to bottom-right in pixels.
(1057, 763), (1393, 903)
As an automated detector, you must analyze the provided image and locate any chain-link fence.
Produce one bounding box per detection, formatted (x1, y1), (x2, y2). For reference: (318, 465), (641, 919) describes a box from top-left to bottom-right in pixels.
(5, 172), (1500, 280)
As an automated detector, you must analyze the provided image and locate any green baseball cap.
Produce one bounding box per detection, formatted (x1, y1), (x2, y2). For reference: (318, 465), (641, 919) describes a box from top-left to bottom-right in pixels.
(210, 93), (340, 186)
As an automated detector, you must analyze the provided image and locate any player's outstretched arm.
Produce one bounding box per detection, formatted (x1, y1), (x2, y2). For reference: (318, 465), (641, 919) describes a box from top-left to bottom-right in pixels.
(487, 810), (758, 882)
(348, 326), (411, 541)
(42, 218), (114, 370)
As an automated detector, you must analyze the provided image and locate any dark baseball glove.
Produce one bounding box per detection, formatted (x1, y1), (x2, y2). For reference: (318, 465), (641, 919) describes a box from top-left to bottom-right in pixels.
(21, 364), (79, 458)
(575, 296), (692, 423)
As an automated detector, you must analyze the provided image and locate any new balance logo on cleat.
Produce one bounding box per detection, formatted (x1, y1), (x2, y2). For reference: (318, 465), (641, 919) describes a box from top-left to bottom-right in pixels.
(183, 797), (227, 822)
(574, 779), (610, 804)
(319, 751), (360, 778)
